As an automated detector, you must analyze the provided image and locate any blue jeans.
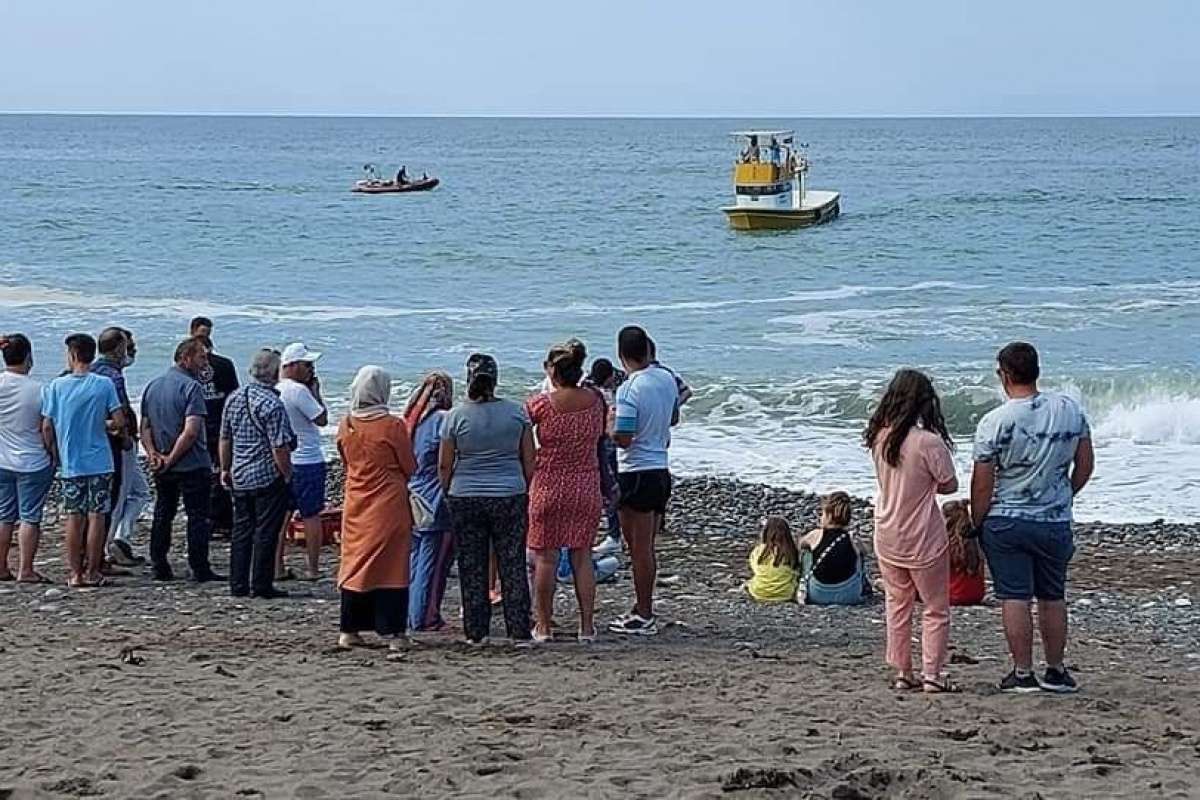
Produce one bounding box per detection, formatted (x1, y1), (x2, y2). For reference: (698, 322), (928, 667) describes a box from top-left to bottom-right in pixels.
(408, 528), (454, 631)
(981, 517), (1073, 601)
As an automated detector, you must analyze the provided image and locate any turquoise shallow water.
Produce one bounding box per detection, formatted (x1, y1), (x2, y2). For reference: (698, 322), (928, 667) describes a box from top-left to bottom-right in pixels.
(1, 115), (1198, 520)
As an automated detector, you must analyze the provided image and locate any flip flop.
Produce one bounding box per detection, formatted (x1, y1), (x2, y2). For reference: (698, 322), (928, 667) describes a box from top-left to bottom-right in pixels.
(0, 574), (14, 582)
(922, 678), (962, 694)
(68, 576), (109, 589)
(892, 676), (922, 691)
(276, 567), (298, 582)
(17, 572), (52, 585)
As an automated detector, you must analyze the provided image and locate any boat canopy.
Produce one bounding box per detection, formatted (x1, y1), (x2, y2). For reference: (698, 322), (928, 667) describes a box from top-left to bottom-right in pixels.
(730, 130), (794, 140)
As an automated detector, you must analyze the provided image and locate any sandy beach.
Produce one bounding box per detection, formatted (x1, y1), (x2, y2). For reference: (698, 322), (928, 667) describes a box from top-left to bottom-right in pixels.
(2, 475), (1198, 799)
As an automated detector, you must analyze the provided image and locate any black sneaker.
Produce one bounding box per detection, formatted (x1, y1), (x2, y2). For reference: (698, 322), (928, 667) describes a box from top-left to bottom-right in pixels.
(999, 670), (1041, 694)
(152, 564), (175, 582)
(251, 588), (290, 600)
(1039, 667), (1079, 694)
(109, 540), (145, 567)
(193, 571), (227, 584)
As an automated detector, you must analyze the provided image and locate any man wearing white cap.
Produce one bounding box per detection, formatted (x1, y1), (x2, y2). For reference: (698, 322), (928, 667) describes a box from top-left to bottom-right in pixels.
(277, 342), (328, 580)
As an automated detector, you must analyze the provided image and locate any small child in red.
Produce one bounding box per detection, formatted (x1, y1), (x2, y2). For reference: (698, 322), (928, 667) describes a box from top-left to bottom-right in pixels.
(943, 500), (986, 606)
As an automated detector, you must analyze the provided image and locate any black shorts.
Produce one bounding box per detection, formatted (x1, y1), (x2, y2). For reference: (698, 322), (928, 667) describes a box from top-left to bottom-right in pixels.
(618, 469), (672, 514)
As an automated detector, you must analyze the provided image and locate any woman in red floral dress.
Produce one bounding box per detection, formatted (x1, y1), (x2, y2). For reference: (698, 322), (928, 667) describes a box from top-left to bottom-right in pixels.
(527, 341), (606, 642)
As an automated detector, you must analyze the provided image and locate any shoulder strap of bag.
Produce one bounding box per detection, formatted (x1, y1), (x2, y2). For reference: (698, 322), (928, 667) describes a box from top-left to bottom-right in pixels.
(802, 531), (852, 583)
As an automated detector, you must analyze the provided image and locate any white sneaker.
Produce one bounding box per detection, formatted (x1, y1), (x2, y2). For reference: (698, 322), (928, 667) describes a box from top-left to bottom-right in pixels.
(608, 613), (658, 636)
(592, 537), (622, 556)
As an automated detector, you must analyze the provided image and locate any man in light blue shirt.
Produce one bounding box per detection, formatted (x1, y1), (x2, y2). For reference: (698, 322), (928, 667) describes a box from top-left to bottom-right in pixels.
(971, 342), (1094, 695)
(609, 326), (679, 636)
(41, 333), (125, 587)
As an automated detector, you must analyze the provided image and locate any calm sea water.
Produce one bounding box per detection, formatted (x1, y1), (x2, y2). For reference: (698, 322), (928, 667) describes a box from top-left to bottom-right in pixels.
(1, 115), (1198, 521)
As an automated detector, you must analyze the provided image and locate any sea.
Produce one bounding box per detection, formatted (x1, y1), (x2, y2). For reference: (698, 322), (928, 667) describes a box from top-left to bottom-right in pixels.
(1, 115), (1198, 522)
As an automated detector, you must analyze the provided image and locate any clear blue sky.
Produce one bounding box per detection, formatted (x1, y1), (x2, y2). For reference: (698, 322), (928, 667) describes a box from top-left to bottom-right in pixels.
(2, 0), (1197, 116)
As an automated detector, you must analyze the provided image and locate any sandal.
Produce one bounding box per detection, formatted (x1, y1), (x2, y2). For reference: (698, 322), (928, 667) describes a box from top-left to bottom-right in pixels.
(68, 576), (108, 589)
(892, 676), (922, 691)
(276, 567), (298, 582)
(17, 571), (52, 585)
(0, 573), (14, 582)
(922, 677), (961, 694)
(577, 627), (597, 644)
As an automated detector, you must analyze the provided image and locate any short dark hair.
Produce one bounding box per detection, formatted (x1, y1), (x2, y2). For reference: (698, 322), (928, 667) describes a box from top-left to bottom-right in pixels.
(997, 342), (1040, 385)
(97, 327), (127, 356)
(0, 333), (31, 366)
(617, 326), (651, 364)
(174, 336), (208, 364)
(588, 357), (615, 386)
(189, 316), (214, 334)
(65, 333), (97, 365)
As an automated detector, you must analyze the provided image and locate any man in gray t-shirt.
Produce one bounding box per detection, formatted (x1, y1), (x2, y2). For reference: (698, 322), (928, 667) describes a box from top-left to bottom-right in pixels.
(971, 342), (1094, 695)
(140, 337), (219, 582)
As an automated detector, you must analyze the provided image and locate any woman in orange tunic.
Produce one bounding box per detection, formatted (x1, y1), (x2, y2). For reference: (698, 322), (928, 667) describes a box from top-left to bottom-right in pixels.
(335, 365), (417, 650)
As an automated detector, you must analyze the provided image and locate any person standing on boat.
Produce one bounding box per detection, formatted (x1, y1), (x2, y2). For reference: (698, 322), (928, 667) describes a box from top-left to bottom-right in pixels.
(276, 343), (329, 581)
(396, 166), (408, 185)
(608, 326), (678, 636)
(740, 135), (759, 163)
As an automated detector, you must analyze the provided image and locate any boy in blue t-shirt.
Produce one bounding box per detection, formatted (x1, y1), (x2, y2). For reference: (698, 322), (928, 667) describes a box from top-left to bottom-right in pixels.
(41, 333), (124, 587)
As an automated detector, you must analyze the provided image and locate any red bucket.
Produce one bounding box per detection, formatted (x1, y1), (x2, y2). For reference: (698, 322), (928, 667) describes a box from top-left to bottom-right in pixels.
(287, 506), (342, 546)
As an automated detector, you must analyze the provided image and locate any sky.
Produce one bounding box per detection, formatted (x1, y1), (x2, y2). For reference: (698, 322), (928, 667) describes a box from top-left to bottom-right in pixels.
(1, 0), (1197, 116)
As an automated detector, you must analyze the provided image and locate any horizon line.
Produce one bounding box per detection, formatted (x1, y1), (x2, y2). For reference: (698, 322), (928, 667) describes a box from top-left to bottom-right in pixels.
(2, 110), (1199, 120)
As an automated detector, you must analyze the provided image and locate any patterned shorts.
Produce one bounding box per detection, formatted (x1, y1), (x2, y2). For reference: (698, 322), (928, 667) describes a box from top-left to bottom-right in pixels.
(62, 474), (113, 515)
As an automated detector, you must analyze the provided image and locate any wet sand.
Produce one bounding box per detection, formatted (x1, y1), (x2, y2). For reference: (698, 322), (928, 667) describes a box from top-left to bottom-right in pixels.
(1, 477), (1198, 799)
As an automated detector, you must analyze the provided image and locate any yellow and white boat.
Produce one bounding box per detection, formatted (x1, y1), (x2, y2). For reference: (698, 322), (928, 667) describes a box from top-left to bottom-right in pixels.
(721, 130), (840, 230)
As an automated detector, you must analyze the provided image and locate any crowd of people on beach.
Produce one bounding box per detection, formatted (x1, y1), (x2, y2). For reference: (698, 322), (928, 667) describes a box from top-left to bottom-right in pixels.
(0, 318), (1093, 694)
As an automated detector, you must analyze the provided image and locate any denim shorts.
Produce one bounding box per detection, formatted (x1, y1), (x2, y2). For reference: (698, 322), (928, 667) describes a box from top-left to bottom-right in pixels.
(289, 462), (327, 518)
(981, 517), (1074, 601)
(62, 473), (114, 516)
(0, 465), (55, 525)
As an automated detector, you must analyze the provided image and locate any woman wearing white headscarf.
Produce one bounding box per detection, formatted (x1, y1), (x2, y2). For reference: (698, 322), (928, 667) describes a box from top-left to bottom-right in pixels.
(335, 366), (417, 649)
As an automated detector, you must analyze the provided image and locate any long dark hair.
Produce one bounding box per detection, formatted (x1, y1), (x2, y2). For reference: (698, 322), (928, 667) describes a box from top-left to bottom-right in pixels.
(863, 369), (954, 467)
(758, 516), (800, 569)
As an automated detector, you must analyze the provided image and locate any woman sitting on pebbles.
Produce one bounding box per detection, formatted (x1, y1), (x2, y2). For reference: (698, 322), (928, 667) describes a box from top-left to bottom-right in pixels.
(335, 366), (417, 651)
(943, 499), (986, 606)
(864, 369), (959, 693)
(745, 516), (800, 603)
(796, 492), (870, 606)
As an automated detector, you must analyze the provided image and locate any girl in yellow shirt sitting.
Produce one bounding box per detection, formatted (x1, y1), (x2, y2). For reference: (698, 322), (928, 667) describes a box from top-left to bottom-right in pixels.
(745, 516), (801, 603)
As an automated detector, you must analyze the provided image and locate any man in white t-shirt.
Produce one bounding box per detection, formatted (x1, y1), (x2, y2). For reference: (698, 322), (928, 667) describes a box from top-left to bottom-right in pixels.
(0, 334), (55, 583)
(608, 326), (679, 636)
(277, 342), (328, 580)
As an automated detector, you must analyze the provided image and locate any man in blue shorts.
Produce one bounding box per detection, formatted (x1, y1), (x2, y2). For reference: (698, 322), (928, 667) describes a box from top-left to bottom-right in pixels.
(971, 342), (1094, 694)
(277, 342), (328, 581)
